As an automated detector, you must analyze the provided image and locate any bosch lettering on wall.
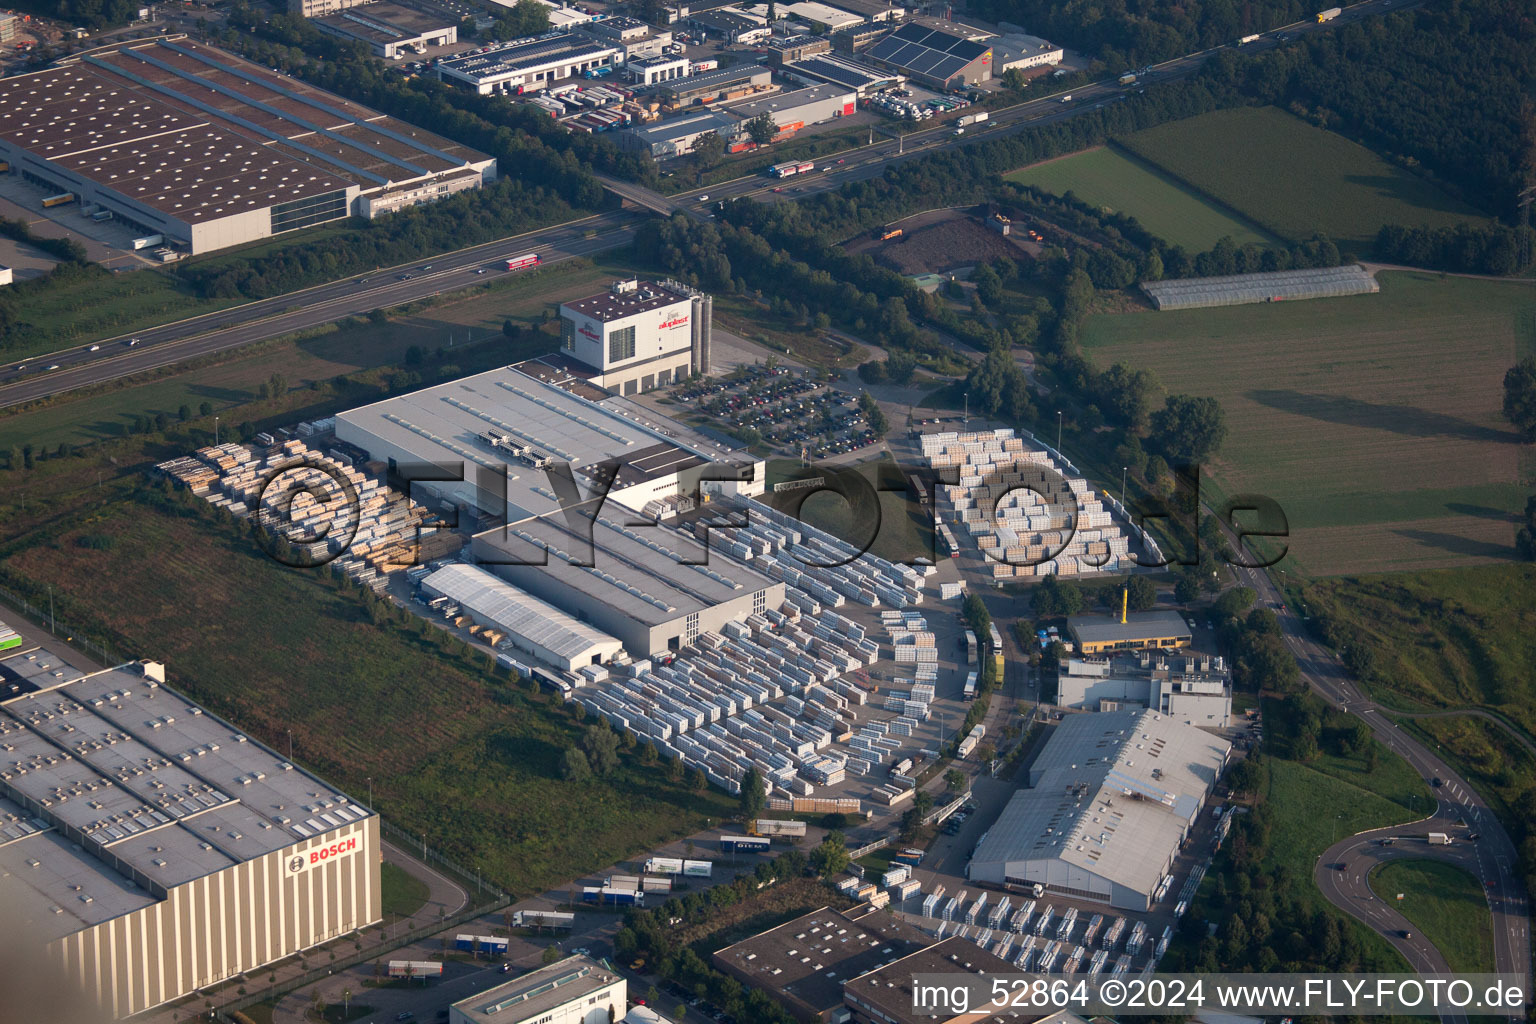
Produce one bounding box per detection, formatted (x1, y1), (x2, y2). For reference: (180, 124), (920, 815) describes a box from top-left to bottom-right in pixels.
(287, 833), (365, 876)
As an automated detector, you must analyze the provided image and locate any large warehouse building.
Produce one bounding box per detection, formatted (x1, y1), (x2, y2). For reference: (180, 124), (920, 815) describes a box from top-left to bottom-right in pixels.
(725, 84), (857, 132)
(714, 905), (929, 1024)
(421, 563), (625, 670)
(1068, 610), (1192, 655)
(312, 1), (458, 58)
(864, 22), (993, 89)
(0, 38), (495, 255)
(435, 34), (618, 95)
(449, 955), (625, 1024)
(969, 709), (1230, 909)
(557, 278), (712, 394)
(0, 649), (379, 1018)
(333, 360), (760, 523)
(471, 502), (786, 657)
(1055, 652), (1232, 727)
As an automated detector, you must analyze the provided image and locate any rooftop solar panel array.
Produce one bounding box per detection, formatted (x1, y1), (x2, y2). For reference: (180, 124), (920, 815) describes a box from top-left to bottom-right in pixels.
(865, 22), (988, 81)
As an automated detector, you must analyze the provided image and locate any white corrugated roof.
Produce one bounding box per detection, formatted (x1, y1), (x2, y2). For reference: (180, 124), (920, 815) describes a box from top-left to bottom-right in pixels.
(421, 563), (621, 664)
(971, 709), (1229, 898)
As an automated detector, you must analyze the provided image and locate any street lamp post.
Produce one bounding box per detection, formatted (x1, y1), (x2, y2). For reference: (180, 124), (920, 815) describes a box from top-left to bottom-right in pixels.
(1121, 466), (1128, 507)
(214, 415), (219, 445)
(1056, 411), (1062, 452)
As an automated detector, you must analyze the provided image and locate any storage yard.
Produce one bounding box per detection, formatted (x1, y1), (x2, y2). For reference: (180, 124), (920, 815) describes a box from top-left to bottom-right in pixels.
(920, 428), (1146, 580)
(157, 432), (444, 591)
(564, 492), (976, 805)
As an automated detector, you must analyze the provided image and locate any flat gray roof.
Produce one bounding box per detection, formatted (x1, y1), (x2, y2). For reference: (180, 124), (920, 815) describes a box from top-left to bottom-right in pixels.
(438, 34), (615, 81)
(335, 366), (709, 522)
(453, 955), (619, 1023)
(726, 83), (853, 120)
(315, 2), (456, 44)
(475, 498), (780, 626)
(714, 905), (928, 1019)
(1068, 609), (1192, 645)
(972, 709), (1229, 898)
(0, 654), (370, 898)
(562, 279), (692, 321)
(626, 110), (740, 143)
(421, 563), (623, 664)
(0, 794), (158, 941)
(843, 936), (1025, 1024)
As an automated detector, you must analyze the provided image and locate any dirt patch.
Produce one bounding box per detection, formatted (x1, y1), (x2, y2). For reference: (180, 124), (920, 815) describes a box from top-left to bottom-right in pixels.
(844, 208), (1034, 276)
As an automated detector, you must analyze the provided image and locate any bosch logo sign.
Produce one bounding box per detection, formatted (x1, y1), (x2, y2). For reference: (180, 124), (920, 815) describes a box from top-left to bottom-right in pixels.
(312, 837), (358, 863)
(287, 834), (364, 876)
(658, 315), (690, 330)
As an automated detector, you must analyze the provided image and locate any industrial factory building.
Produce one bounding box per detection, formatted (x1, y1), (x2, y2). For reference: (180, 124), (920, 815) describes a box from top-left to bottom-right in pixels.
(449, 955), (625, 1024)
(726, 83), (857, 131)
(578, 14), (673, 61)
(991, 32), (1064, 72)
(471, 504), (786, 657)
(312, 1), (458, 58)
(420, 563), (625, 670)
(0, 651), (379, 1018)
(658, 65), (774, 107)
(435, 34), (619, 95)
(969, 709), (1230, 909)
(842, 936), (1027, 1024)
(558, 278), (712, 393)
(714, 905), (930, 1023)
(1056, 652), (1232, 727)
(619, 109), (740, 157)
(864, 22), (993, 89)
(782, 51), (903, 96)
(0, 38), (495, 254)
(333, 360), (760, 524)
(1068, 610), (1193, 655)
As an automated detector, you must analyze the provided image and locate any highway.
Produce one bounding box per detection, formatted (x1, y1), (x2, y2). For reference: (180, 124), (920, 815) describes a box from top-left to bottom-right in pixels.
(1231, 559), (1530, 1013)
(0, 0), (1413, 410)
(0, 213), (641, 408)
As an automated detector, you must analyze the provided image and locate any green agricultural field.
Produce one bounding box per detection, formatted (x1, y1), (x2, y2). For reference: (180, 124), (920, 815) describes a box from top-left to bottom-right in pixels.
(1370, 860), (1496, 973)
(1082, 270), (1536, 576)
(0, 494), (734, 896)
(1005, 146), (1273, 251)
(1118, 106), (1490, 251)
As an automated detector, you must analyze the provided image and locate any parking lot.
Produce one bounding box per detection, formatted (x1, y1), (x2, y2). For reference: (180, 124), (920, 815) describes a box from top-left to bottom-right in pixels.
(670, 364), (880, 458)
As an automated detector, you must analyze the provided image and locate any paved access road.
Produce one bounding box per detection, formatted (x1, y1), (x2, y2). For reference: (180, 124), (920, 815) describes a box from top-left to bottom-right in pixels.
(1231, 560), (1530, 1015)
(0, 0), (1415, 410)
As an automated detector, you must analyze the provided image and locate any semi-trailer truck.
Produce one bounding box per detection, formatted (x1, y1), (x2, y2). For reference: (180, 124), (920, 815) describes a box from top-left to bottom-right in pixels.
(1118, 72), (1136, 85)
(1316, 6), (1340, 20)
(957, 111), (989, 127)
(1237, 33), (1261, 43)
